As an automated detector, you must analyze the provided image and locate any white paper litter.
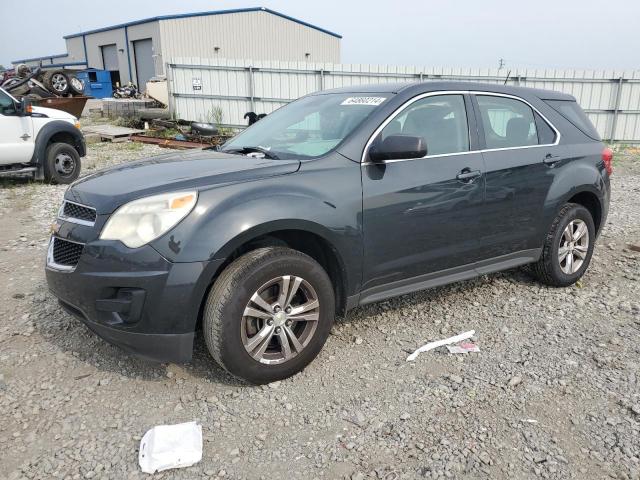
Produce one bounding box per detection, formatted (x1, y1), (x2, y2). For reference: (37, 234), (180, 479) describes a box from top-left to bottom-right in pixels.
(521, 418), (539, 424)
(139, 421), (202, 474)
(446, 341), (481, 354)
(406, 330), (475, 362)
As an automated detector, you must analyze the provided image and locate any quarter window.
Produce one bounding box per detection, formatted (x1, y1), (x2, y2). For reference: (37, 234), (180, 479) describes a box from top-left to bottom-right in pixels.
(534, 112), (557, 145)
(379, 94), (469, 156)
(476, 95), (540, 149)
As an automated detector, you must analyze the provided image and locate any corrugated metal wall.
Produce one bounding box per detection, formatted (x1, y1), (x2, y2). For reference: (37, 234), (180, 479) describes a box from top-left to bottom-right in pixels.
(168, 58), (640, 142)
(159, 11), (340, 66)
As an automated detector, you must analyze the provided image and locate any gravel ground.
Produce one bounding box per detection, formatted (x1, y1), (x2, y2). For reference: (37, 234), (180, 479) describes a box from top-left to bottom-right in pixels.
(1, 142), (639, 480)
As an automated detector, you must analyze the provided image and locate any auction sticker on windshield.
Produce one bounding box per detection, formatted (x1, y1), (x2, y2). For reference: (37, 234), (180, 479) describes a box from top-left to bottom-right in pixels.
(341, 97), (386, 106)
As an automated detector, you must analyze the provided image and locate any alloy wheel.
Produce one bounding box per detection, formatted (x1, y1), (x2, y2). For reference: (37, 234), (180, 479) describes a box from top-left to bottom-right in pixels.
(51, 73), (68, 92)
(71, 77), (84, 92)
(558, 219), (589, 274)
(241, 275), (320, 365)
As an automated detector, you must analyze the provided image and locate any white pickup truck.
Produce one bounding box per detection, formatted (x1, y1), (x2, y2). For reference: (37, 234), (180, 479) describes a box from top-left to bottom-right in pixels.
(0, 86), (85, 183)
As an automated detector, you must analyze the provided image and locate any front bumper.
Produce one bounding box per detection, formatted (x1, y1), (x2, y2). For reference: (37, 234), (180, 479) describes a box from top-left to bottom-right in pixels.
(46, 236), (223, 363)
(58, 299), (195, 362)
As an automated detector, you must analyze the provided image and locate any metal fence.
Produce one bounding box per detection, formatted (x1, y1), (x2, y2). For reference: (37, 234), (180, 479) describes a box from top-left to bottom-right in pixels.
(167, 58), (640, 142)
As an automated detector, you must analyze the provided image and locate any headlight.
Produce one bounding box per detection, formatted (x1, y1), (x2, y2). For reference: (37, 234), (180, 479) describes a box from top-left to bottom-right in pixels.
(100, 191), (197, 248)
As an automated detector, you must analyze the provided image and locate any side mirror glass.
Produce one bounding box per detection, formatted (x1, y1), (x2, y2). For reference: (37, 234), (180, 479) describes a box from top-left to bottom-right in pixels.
(369, 134), (427, 162)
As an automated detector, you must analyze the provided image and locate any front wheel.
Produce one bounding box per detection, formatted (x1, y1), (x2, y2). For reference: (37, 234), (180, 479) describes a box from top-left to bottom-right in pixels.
(203, 247), (335, 384)
(43, 142), (81, 184)
(530, 203), (595, 287)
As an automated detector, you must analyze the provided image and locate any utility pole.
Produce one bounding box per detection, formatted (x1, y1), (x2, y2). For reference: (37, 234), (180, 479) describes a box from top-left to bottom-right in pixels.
(498, 58), (505, 70)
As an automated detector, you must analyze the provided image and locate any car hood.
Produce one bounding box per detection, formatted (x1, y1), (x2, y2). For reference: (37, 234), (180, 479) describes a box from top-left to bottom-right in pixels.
(32, 106), (76, 121)
(65, 149), (301, 214)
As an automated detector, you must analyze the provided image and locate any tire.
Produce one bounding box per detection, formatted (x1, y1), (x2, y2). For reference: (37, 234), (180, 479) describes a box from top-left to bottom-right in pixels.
(203, 247), (335, 384)
(530, 203), (595, 287)
(69, 76), (85, 96)
(42, 70), (70, 95)
(43, 142), (81, 184)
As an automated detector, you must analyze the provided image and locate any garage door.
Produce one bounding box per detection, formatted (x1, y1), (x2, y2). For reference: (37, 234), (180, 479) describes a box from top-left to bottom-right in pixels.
(101, 44), (119, 71)
(133, 38), (155, 92)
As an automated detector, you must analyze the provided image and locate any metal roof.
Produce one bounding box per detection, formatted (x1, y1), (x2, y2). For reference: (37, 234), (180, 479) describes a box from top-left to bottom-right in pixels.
(11, 53), (69, 63)
(63, 7), (342, 39)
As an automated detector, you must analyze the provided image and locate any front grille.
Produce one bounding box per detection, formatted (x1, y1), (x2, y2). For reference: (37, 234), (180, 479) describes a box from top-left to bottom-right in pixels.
(62, 201), (96, 223)
(52, 237), (84, 267)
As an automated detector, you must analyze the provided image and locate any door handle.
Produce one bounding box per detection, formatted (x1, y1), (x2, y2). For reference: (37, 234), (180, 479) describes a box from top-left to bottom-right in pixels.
(543, 153), (560, 165)
(456, 169), (482, 182)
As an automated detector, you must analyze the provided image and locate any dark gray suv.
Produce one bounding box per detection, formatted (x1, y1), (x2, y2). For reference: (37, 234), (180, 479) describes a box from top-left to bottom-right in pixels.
(46, 82), (611, 383)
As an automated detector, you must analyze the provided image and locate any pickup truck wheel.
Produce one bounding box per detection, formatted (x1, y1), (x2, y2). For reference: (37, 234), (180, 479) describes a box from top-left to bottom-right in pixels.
(42, 70), (70, 95)
(203, 247), (335, 384)
(530, 203), (595, 287)
(43, 142), (81, 184)
(69, 76), (85, 96)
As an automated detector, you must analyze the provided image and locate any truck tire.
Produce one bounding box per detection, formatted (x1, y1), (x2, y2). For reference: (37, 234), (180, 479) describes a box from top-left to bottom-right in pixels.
(42, 70), (70, 95)
(203, 247), (335, 384)
(43, 142), (81, 184)
(529, 203), (595, 287)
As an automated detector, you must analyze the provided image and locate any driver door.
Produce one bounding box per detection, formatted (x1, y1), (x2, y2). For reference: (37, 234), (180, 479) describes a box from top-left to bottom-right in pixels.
(0, 90), (34, 165)
(361, 93), (487, 296)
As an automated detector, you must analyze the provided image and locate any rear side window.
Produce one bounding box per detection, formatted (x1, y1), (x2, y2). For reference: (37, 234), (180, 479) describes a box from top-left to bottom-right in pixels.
(544, 99), (600, 140)
(476, 95), (538, 149)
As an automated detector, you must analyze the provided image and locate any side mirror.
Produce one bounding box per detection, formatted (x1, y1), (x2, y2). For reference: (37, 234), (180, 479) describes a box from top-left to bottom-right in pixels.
(14, 97), (32, 116)
(369, 134), (427, 162)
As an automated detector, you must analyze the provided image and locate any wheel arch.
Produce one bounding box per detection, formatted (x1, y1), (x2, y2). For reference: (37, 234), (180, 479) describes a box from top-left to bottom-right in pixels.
(196, 221), (350, 331)
(31, 121), (86, 167)
(566, 190), (603, 234)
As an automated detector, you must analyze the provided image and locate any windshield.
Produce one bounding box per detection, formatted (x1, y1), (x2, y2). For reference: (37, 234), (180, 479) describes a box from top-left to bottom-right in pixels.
(222, 93), (390, 159)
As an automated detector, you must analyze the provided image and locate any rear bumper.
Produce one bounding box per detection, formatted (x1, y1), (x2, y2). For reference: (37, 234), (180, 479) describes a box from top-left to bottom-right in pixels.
(45, 238), (224, 363)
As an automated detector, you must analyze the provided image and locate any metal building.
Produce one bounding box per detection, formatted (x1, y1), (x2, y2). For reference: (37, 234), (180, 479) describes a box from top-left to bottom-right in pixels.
(12, 7), (341, 90)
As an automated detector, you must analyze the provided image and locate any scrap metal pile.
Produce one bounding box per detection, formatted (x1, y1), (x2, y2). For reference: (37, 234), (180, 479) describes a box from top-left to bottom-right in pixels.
(1, 64), (85, 100)
(131, 119), (234, 149)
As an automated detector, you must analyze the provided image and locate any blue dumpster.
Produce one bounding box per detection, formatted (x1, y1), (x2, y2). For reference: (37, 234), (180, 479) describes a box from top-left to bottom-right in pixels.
(76, 69), (113, 98)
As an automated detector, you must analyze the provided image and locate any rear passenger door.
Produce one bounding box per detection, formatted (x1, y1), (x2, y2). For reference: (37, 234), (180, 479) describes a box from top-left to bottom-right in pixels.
(472, 93), (559, 259)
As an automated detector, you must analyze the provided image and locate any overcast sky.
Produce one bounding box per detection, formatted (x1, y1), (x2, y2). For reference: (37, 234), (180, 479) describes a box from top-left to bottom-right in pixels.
(1, 0), (638, 70)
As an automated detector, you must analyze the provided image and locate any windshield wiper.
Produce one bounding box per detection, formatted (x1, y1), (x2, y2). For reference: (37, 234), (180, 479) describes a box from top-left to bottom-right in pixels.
(221, 146), (279, 160)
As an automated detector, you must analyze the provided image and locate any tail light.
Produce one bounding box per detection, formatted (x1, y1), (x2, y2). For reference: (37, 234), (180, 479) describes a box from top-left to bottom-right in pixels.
(602, 147), (613, 175)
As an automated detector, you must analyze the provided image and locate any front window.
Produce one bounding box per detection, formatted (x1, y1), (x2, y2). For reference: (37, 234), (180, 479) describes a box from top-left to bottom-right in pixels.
(222, 93), (390, 159)
(0, 88), (17, 115)
(377, 94), (469, 156)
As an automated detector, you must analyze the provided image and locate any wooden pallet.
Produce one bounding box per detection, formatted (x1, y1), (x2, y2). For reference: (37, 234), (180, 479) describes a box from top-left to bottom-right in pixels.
(82, 125), (145, 143)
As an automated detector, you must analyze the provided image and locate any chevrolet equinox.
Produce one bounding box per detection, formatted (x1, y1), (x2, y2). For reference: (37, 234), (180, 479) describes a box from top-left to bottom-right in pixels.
(46, 82), (611, 383)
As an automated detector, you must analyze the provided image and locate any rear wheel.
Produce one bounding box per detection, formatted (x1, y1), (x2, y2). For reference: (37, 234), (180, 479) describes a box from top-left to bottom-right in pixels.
(43, 142), (81, 184)
(530, 203), (595, 287)
(203, 247), (335, 384)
